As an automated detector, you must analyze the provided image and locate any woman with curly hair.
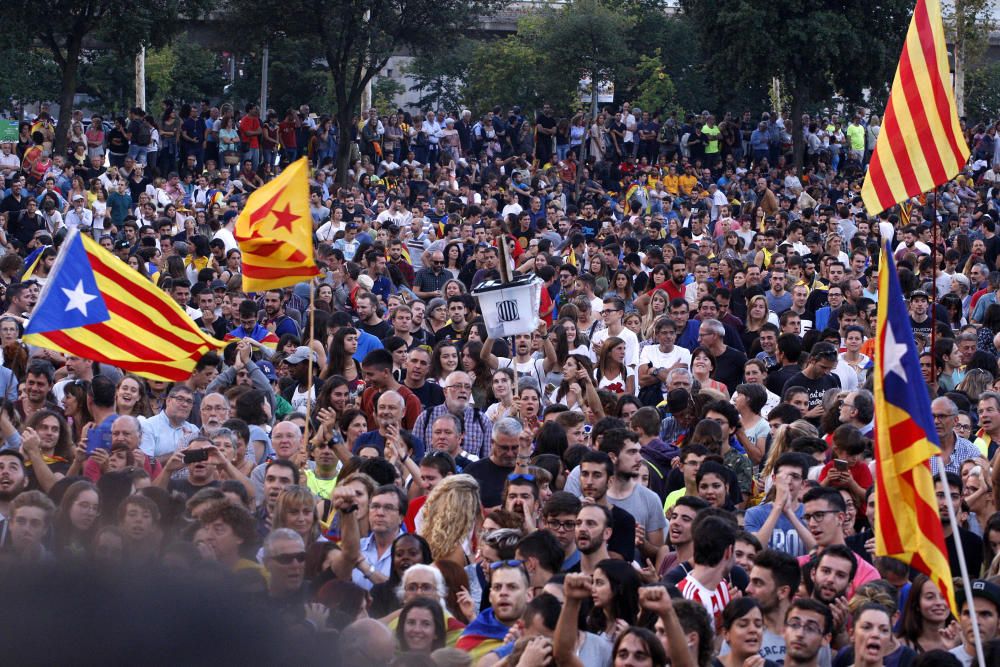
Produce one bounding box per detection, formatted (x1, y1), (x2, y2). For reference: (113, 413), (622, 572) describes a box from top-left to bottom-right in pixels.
(419, 474), (481, 567)
(115, 374), (154, 418)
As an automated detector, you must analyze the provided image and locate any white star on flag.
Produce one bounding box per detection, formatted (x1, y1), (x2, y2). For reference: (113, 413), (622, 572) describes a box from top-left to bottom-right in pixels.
(882, 320), (909, 382)
(62, 280), (98, 317)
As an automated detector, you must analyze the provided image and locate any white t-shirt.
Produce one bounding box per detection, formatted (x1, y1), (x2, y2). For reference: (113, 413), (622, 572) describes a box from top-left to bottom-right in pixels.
(591, 326), (639, 372)
(213, 226), (238, 252)
(638, 344), (691, 377)
(497, 356), (547, 391)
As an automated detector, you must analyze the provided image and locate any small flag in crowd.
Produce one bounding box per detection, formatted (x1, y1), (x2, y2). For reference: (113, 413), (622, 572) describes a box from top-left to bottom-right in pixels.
(235, 157), (319, 292)
(873, 244), (956, 613)
(861, 0), (970, 216)
(20, 245), (49, 281)
(24, 230), (226, 382)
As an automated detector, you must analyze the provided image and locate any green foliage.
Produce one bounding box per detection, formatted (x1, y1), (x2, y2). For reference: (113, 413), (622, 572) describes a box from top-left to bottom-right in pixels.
(405, 39), (476, 112)
(0, 47), (61, 113)
(227, 42), (335, 116)
(965, 63), (1000, 125)
(634, 51), (678, 116)
(680, 0), (911, 169)
(371, 77), (405, 113)
(465, 34), (575, 116)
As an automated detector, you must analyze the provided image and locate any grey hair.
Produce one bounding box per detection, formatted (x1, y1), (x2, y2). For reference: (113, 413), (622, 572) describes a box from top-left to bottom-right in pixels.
(433, 412), (463, 434)
(184, 434), (214, 448)
(931, 396), (959, 416)
(207, 427), (238, 447)
(201, 392), (230, 408)
(264, 528), (304, 557)
(700, 318), (726, 336)
(851, 389), (875, 424)
(667, 367), (693, 383)
(112, 414), (142, 437)
(396, 563), (447, 604)
(492, 416), (524, 440)
(378, 390), (406, 411)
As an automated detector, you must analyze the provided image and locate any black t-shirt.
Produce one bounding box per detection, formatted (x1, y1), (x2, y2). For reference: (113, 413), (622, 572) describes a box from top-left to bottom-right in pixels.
(406, 381), (445, 409)
(781, 371), (841, 417)
(464, 458), (514, 508)
(766, 363), (801, 396)
(359, 319), (393, 340)
(608, 505), (637, 562)
(909, 314), (933, 340)
(946, 528), (983, 580)
(714, 346), (747, 394)
(167, 478), (220, 500)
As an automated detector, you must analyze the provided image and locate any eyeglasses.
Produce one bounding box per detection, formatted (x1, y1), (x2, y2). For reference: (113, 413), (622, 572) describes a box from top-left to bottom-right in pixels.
(932, 412), (957, 421)
(270, 551), (306, 564)
(508, 473), (535, 482)
(601, 309), (622, 315)
(955, 423), (972, 431)
(489, 559), (523, 570)
(446, 383), (473, 391)
(545, 519), (578, 532)
(785, 620), (824, 636)
(404, 582), (437, 593)
(369, 502), (399, 513)
(803, 510), (839, 524)
(311, 442), (335, 450)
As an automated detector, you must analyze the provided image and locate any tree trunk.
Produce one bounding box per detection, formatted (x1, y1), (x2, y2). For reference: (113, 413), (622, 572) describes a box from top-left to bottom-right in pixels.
(53, 34), (82, 158)
(336, 108), (354, 187)
(590, 68), (599, 118)
(790, 87), (805, 176)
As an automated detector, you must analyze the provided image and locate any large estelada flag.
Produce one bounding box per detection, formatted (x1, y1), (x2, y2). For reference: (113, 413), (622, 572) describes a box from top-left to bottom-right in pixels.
(861, 0), (970, 216)
(873, 244), (956, 613)
(24, 230), (226, 382)
(235, 157), (320, 292)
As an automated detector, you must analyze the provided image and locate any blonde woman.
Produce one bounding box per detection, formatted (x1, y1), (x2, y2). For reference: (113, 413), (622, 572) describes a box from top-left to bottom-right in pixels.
(640, 289), (670, 342)
(272, 485), (321, 548)
(418, 474), (481, 568)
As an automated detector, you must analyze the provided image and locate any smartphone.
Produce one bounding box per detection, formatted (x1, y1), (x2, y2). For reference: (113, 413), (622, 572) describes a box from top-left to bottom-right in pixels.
(834, 459), (849, 471)
(184, 449), (210, 464)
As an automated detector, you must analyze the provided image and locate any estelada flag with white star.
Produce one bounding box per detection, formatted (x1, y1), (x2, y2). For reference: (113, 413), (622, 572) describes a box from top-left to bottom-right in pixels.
(235, 157), (319, 292)
(873, 242), (956, 614)
(23, 229), (226, 382)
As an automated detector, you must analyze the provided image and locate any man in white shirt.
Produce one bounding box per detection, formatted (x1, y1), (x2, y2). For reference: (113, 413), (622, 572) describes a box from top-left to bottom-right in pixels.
(638, 318), (691, 394)
(591, 296), (639, 374)
(64, 194), (93, 232)
(0, 142), (20, 179)
(213, 210), (238, 252)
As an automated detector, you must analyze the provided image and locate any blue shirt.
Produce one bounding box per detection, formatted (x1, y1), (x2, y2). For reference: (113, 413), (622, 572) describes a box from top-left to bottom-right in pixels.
(743, 502), (808, 557)
(139, 411), (197, 458)
(352, 528), (404, 590)
(353, 329), (383, 363)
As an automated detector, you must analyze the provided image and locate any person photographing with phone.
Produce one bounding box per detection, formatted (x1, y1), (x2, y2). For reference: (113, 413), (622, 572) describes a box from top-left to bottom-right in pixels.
(155, 434), (256, 501)
(817, 424), (872, 512)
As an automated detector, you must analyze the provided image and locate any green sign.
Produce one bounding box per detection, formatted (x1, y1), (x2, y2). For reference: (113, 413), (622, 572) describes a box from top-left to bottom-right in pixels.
(0, 121), (17, 143)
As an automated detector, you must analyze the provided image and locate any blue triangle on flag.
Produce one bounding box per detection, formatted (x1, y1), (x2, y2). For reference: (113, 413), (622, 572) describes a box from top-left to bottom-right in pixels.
(25, 231), (110, 335)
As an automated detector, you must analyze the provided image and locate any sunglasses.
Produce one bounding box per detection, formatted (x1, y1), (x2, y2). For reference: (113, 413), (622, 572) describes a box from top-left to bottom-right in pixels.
(488, 559), (524, 570)
(270, 551), (306, 565)
(508, 473), (535, 482)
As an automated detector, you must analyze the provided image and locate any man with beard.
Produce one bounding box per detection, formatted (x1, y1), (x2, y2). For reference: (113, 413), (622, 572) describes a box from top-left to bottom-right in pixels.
(199, 393), (230, 432)
(798, 487), (879, 595)
(579, 450), (636, 561)
(782, 599), (834, 667)
(937, 472), (984, 578)
(402, 347), (445, 408)
(259, 288), (300, 338)
(504, 473), (540, 531)
(458, 562), (534, 661)
(574, 503), (613, 576)
(0, 450), (27, 546)
(568, 428), (665, 560)
(806, 544), (856, 647)
(746, 549), (801, 663)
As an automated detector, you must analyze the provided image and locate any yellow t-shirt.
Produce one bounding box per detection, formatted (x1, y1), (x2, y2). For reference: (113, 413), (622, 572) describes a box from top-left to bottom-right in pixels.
(678, 174), (697, 196)
(663, 174), (680, 196)
(702, 124), (721, 154)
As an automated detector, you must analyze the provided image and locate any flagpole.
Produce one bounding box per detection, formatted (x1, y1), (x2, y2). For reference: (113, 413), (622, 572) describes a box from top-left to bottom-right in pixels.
(937, 463), (987, 667)
(304, 281), (315, 451)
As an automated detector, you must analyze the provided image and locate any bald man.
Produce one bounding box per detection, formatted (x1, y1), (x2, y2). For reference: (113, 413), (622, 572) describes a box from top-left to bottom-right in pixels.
(353, 390), (426, 462)
(339, 618), (397, 663)
(250, 420), (308, 502)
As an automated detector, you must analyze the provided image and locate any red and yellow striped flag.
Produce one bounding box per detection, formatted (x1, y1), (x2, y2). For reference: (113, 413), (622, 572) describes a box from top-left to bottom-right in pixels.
(861, 0), (970, 217)
(24, 230), (226, 382)
(235, 157), (319, 292)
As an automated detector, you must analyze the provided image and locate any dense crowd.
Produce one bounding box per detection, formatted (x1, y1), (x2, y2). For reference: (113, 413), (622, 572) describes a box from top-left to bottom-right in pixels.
(3, 97), (1000, 666)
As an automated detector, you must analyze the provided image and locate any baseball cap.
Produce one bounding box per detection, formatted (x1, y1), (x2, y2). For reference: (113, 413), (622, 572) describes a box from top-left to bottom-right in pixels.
(72, 194), (85, 202)
(115, 240), (131, 250)
(346, 222), (358, 231)
(210, 279), (227, 291)
(257, 360), (277, 382)
(910, 290), (929, 300)
(957, 580), (1000, 611)
(285, 346), (317, 365)
(222, 210), (238, 222)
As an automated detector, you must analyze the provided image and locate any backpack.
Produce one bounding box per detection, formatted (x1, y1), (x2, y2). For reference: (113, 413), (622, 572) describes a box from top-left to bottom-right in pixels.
(658, 124), (678, 146)
(132, 121), (151, 146)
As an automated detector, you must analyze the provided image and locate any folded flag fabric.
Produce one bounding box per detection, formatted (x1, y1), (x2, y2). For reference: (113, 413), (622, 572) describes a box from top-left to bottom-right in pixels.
(24, 230), (226, 382)
(235, 157), (319, 292)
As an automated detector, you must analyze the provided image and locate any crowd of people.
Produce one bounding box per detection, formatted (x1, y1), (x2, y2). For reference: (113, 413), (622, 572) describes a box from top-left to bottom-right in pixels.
(3, 95), (1000, 666)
